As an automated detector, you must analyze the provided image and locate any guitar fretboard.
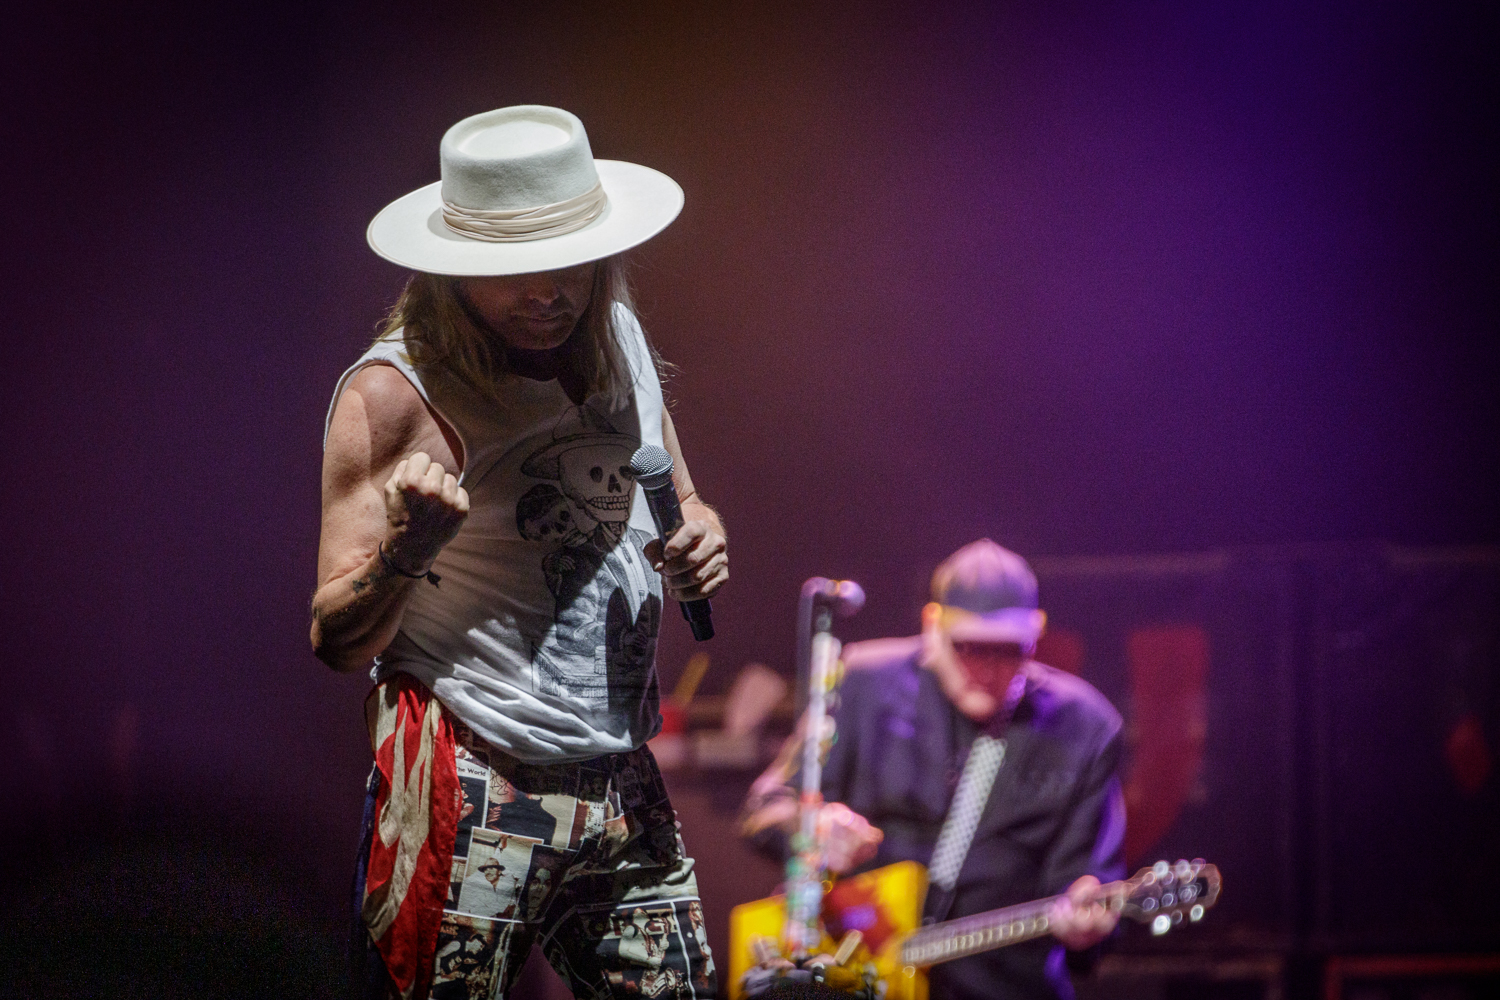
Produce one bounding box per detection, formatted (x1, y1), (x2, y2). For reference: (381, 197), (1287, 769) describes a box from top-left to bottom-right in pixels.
(898, 882), (1126, 967)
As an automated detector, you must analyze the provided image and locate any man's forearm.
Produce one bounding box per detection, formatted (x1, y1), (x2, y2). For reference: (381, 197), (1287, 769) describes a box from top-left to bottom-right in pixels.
(740, 790), (797, 862)
(738, 722), (806, 860)
(310, 550), (419, 671)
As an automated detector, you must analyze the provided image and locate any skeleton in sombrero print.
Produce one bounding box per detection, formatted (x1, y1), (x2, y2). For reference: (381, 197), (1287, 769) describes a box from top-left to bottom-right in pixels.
(517, 401), (662, 710)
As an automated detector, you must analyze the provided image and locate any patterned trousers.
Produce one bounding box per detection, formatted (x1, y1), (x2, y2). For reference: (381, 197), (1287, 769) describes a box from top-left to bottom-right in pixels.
(354, 695), (717, 999)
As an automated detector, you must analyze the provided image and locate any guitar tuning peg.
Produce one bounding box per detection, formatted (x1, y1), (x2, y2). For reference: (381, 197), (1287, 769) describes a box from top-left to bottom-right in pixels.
(833, 930), (863, 966)
(1151, 914), (1171, 936)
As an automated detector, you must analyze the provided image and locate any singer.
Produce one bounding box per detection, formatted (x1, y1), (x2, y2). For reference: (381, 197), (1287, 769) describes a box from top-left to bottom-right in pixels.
(312, 107), (726, 999)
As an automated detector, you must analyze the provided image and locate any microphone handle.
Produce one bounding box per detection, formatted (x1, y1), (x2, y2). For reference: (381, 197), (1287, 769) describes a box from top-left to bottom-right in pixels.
(640, 481), (715, 641)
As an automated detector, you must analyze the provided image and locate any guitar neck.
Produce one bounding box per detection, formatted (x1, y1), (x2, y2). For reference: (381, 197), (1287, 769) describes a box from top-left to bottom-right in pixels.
(898, 880), (1127, 968)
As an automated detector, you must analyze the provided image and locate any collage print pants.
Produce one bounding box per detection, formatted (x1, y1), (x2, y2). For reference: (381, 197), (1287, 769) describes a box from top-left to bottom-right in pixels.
(354, 677), (718, 999)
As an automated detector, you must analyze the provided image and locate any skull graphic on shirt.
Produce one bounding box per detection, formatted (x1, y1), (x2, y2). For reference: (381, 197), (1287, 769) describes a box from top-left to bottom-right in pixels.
(557, 443), (637, 531)
(518, 402), (661, 708)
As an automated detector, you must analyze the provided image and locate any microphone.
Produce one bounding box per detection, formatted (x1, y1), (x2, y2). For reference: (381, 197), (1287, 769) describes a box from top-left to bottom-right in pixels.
(800, 576), (866, 617)
(794, 576), (864, 714)
(629, 445), (714, 641)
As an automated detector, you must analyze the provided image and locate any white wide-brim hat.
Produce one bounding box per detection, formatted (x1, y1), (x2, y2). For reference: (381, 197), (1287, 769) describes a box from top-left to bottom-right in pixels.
(367, 105), (683, 276)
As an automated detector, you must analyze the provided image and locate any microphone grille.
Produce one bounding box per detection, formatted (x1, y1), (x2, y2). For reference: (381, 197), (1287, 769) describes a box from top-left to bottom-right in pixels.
(628, 444), (675, 487)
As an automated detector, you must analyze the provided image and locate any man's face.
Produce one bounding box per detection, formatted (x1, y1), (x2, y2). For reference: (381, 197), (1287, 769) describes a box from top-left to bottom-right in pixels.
(951, 640), (1025, 707)
(920, 603), (1026, 723)
(480, 862), (504, 886)
(457, 262), (597, 351)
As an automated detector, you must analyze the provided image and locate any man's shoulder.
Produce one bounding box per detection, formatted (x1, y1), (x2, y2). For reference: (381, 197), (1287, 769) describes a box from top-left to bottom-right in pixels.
(345, 362), (426, 418)
(841, 635), (922, 675)
(825, 638), (930, 754)
(327, 363), (433, 458)
(837, 636), (923, 706)
(611, 302), (655, 386)
(1023, 661), (1123, 742)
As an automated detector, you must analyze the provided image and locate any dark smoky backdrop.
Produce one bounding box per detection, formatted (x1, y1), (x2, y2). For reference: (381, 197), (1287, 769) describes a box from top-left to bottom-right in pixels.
(2, 0), (1495, 995)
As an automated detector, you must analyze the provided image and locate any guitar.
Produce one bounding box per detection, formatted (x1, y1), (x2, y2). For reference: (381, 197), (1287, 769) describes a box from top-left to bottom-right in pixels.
(728, 858), (1221, 1000)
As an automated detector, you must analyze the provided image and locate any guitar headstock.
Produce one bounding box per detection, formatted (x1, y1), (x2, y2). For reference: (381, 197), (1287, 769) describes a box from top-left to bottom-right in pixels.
(1117, 859), (1221, 935)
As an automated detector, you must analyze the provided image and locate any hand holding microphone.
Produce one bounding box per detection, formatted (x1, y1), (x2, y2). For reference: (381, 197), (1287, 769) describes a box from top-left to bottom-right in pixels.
(629, 445), (726, 641)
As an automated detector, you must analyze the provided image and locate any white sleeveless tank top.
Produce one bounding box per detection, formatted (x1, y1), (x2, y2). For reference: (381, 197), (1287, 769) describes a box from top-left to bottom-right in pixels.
(324, 305), (667, 762)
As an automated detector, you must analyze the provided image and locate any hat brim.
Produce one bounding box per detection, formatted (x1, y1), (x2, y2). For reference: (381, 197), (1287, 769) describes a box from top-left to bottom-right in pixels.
(518, 432), (636, 478)
(367, 159), (684, 276)
(942, 607), (1046, 646)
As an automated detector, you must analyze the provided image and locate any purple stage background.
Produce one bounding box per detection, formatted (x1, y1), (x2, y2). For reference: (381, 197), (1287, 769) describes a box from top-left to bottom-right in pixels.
(3, 1), (1495, 995)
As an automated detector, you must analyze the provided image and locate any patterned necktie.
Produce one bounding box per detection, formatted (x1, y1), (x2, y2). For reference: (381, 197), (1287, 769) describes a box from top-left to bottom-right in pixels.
(926, 734), (1007, 891)
(926, 669), (1028, 892)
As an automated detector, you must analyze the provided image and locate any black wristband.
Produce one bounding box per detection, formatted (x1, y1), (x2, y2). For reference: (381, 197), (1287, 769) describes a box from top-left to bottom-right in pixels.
(379, 543), (441, 586)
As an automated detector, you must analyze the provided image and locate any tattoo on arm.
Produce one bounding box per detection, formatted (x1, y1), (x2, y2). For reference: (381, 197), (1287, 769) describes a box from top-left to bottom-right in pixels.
(310, 552), (398, 636)
(349, 561), (390, 595)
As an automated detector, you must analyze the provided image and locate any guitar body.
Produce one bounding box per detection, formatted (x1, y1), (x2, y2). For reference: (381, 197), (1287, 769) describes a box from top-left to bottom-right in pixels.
(729, 861), (930, 1000)
(729, 859), (1221, 999)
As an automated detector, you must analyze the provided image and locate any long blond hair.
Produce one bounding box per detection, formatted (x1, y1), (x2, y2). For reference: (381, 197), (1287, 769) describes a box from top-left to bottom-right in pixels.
(374, 254), (646, 410)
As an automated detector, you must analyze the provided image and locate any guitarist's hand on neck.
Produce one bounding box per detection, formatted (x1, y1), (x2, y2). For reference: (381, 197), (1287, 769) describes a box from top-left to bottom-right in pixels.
(1047, 875), (1120, 950)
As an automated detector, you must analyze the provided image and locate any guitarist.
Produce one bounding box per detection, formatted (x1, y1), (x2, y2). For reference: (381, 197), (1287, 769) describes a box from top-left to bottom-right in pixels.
(742, 540), (1124, 1000)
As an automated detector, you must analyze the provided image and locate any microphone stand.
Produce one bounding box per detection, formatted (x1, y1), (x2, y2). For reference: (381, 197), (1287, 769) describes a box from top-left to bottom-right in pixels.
(785, 577), (863, 959)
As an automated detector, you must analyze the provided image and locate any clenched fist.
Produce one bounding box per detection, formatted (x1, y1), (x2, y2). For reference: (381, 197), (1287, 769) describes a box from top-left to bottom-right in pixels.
(383, 452), (470, 574)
